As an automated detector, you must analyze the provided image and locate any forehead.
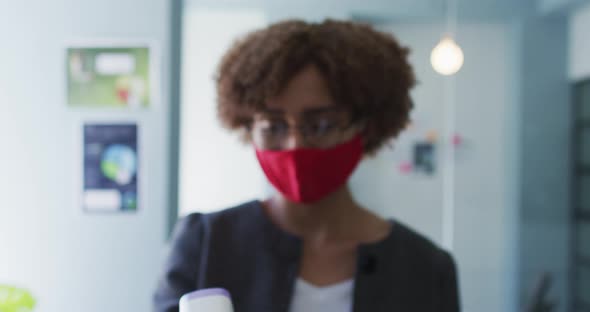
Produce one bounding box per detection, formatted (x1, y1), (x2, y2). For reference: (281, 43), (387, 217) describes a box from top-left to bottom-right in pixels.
(264, 65), (340, 116)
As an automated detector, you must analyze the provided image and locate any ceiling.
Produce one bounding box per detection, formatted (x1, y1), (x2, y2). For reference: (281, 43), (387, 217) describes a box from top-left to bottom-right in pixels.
(184, 0), (537, 21)
(184, 0), (590, 23)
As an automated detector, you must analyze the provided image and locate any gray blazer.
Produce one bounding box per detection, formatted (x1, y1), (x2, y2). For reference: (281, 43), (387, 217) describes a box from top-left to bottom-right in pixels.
(153, 200), (460, 312)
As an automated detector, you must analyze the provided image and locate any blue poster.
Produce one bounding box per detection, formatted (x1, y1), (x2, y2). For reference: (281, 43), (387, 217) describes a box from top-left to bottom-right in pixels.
(83, 123), (138, 212)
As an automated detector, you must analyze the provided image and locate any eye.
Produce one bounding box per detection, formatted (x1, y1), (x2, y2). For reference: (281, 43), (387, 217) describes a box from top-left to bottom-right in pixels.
(259, 118), (288, 136)
(306, 118), (337, 136)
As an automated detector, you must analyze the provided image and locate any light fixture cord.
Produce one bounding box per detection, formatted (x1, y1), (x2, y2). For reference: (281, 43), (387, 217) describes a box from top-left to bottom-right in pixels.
(446, 0), (458, 37)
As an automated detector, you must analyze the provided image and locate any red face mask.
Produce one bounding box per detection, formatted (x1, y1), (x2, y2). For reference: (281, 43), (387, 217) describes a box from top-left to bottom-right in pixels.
(255, 135), (363, 204)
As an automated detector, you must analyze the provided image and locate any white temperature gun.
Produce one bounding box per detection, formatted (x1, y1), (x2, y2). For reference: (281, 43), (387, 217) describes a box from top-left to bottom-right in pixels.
(179, 288), (234, 312)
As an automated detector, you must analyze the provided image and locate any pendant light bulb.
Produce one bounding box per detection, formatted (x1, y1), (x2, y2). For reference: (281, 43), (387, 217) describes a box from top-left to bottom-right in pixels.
(430, 36), (464, 76)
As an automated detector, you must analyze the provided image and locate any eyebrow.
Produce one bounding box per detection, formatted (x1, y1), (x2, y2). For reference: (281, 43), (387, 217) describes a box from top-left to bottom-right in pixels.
(261, 105), (342, 116)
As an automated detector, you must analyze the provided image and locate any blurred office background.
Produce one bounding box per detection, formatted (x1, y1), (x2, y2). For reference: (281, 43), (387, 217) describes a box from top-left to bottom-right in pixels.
(1, 0), (589, 311)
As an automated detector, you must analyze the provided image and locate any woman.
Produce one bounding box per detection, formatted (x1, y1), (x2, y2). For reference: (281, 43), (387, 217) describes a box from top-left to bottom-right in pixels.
(154, 19), (460, 312)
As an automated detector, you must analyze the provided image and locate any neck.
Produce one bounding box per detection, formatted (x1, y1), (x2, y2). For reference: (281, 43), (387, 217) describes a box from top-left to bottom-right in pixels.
(265, 185), (363, 241)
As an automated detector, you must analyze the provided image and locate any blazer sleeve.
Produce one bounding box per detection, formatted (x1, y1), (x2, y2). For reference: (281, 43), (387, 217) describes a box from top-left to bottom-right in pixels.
(153, 214), (204, 312)
(438, 250), (461, 312)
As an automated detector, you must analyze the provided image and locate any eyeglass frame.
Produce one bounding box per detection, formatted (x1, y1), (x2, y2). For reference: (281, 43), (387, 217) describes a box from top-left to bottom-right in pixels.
(247, 107), (366, 150)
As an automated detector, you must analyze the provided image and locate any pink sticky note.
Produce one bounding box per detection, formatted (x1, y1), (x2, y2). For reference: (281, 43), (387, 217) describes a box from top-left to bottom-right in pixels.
(399, 162), (413, 174)
(452, 134), (462, 146)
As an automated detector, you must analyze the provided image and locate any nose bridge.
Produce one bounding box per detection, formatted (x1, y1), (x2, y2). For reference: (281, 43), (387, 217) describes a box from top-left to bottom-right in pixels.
(283, 126), (307, 150)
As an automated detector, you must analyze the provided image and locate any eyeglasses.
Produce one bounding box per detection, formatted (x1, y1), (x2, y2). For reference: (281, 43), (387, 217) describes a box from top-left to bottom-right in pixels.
(250, 114), (362, 150)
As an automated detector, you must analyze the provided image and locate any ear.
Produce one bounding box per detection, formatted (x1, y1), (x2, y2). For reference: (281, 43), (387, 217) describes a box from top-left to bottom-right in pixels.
(238, 125), (253, 145)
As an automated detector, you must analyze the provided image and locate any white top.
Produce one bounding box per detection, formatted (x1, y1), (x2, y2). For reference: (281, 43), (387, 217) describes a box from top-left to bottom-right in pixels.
(289, 278), (354, 312)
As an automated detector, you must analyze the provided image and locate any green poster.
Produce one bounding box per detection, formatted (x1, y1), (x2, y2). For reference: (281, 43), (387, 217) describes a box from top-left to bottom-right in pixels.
(67, 46), (152, 108)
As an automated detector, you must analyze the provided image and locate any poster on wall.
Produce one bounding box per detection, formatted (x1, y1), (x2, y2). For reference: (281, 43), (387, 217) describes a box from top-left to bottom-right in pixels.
(66, 42), (156, 109)
(83, 123), (139, 213)
(413, 142), (436, 175)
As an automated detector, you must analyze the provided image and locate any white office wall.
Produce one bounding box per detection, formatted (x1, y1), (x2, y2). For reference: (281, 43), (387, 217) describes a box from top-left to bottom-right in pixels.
(0, 1), (170, 311)
(179, 8), (269, 216)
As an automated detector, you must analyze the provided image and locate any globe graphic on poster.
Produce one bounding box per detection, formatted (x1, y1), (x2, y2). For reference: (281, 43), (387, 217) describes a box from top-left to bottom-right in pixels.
(100, 144), (137, 185)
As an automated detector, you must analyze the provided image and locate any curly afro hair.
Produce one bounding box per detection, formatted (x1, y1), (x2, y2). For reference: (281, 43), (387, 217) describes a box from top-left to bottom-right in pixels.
(215, 19), (416, 155)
